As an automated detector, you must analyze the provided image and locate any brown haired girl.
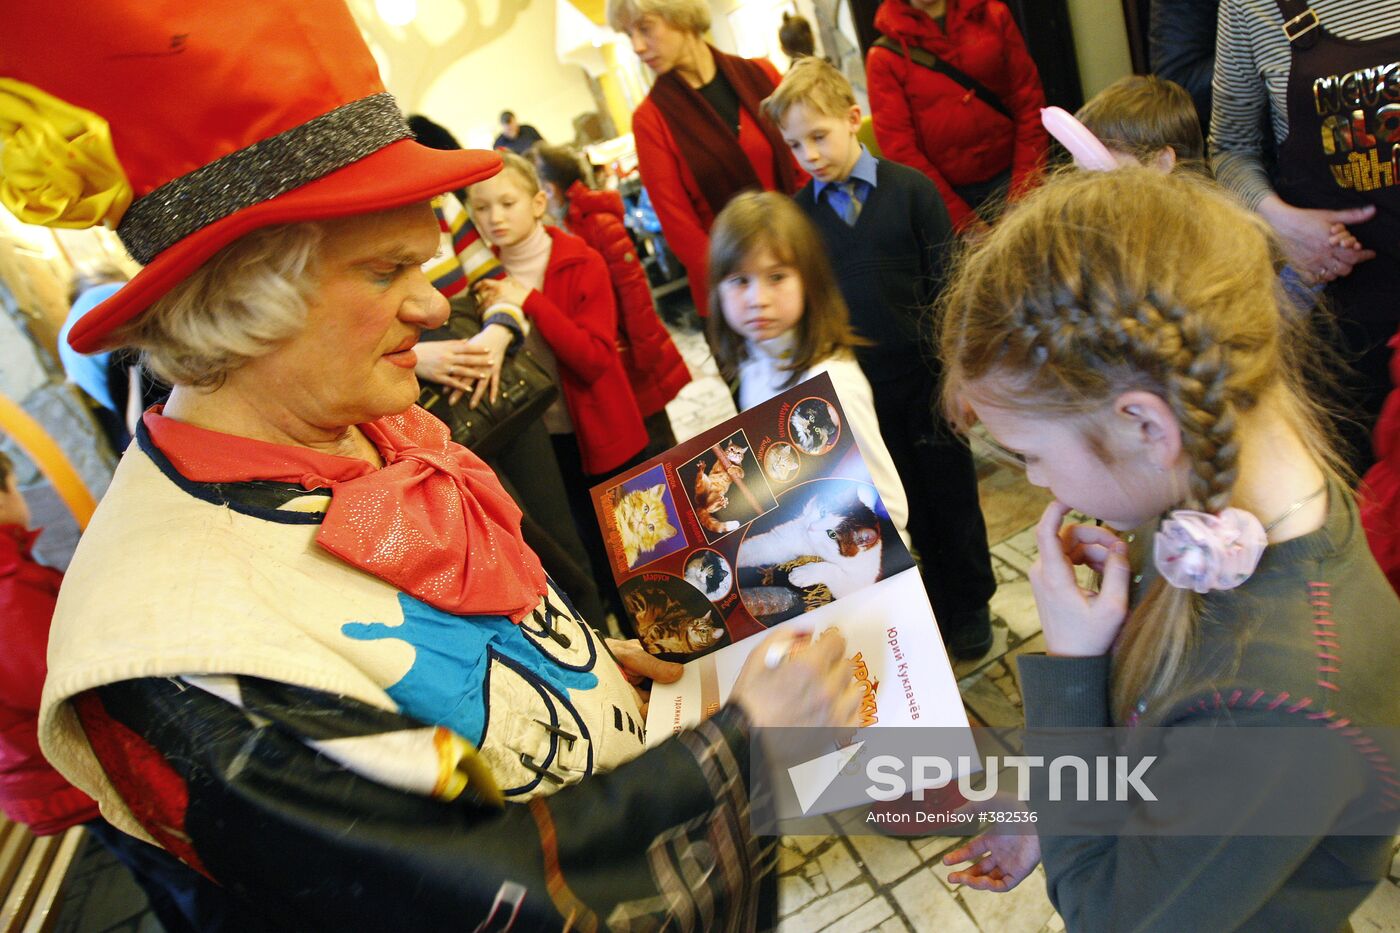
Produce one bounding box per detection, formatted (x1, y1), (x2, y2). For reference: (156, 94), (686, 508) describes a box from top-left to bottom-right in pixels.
(707, 191), (910, 547)
(938, 167), (1400, 928)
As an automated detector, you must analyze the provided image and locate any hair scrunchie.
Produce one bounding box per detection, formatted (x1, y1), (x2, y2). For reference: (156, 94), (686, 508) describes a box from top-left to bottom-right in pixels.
(1152, 508), (1268, 594)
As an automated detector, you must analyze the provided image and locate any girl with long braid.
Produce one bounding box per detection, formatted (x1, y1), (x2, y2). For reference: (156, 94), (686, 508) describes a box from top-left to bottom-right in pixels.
(937, 167), (1400, 929)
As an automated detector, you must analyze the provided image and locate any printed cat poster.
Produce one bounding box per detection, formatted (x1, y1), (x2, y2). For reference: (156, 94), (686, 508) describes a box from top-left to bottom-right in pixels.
(591, 374), (967, 745)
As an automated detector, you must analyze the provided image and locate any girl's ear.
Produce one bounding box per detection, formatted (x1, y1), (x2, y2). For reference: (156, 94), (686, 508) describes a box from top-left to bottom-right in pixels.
(531, 188), (549, 220)
(1152, 147), (1178, 173)
(1114, 390), (1182, 471)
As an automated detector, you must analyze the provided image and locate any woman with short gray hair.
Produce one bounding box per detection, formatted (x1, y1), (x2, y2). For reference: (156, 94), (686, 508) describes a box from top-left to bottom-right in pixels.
(608, 0), (803, 314)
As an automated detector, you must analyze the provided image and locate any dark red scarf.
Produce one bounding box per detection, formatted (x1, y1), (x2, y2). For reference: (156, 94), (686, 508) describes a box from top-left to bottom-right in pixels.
(144, 405), (547, 622)
(648, 46), (797, 216)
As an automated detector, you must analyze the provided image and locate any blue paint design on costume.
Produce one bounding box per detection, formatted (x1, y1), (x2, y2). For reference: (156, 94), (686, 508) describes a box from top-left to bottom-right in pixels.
(341, 593), (598, 746)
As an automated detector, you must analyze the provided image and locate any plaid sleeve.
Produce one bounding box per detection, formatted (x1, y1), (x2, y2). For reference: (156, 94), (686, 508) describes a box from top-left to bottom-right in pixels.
(78, 676), (775, 932)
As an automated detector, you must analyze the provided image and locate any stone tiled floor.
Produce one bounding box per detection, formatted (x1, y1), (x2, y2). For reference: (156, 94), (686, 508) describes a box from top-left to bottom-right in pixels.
(46, 308), (1400, 932)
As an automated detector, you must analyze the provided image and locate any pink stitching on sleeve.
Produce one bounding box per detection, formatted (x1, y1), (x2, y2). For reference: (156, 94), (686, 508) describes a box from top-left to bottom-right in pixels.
(1309, 582), (1340, 692)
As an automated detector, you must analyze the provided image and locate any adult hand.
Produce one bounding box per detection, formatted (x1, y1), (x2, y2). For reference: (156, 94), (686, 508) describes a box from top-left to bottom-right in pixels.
(413, 339), (479, 397)
(1258, 197), (1376, 284)
(474, 276), (532, 310)
(943, 819), (1042, 892)
(606, 637), (683, 718)
(1028, 501), (1130, 658)
(729, 628), (862, 729)
(463, 323), (514, 409)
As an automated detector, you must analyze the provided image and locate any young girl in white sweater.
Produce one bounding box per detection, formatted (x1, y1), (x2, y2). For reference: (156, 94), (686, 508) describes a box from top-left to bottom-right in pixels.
(706, 191), (910, 547)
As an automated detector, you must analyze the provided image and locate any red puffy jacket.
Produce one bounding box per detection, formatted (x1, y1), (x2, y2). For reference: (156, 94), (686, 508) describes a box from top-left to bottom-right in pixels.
(525, 226), (648, 475)
(868, 0), (1048, 230)
(563, 183), (692, 418)
(0, 525), (100, 834)
(1361, 329), (1400, 594)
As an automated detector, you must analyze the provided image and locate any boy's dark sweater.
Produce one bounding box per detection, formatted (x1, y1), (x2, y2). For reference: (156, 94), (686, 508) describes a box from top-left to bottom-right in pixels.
(1018, 482), (1400, 931)
(794, 158), (954, 383)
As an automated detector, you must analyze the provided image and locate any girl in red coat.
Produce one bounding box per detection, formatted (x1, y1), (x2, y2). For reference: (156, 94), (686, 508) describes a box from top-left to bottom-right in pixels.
(533, 144), (692, 455)
(867, 0), (1049, 232)
(607, 0), (804, 314)
(471, 154), (648, 611)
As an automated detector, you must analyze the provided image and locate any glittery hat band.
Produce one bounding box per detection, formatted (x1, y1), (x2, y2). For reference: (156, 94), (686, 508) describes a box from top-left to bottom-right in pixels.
(115, 92), (410, 264)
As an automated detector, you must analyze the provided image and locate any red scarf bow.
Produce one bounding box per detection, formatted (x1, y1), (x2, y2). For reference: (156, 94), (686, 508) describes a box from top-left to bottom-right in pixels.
(144, 406), (547, 622)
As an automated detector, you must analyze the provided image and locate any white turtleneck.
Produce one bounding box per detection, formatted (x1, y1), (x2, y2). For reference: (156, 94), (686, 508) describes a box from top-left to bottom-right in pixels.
(736, 333), (911, 548)
(498, 223), (572, 434)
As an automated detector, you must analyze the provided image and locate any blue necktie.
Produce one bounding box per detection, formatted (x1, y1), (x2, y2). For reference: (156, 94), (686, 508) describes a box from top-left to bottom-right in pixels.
(830, 180), (862, 225)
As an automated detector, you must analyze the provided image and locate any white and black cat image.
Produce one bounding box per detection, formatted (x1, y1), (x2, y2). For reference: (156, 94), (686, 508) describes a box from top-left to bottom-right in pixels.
(790, 401), (839, 453)
(739, 484), (883, 599)
(684, 550), (732, 600)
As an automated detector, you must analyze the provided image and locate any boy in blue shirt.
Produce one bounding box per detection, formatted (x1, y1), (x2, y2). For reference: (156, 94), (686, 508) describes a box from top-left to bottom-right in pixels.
(763, 58), (996, 658)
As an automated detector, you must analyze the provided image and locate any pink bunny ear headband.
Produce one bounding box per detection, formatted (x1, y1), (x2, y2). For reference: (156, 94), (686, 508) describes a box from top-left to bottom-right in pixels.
(1041, 107), (1118, 172)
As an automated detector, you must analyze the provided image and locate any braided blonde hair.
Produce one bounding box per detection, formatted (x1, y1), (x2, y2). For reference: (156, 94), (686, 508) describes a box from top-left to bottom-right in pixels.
(938, 167), (1340, 721)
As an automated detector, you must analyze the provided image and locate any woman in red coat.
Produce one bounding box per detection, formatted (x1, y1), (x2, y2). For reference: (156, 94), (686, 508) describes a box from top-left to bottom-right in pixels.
(534, 144), (692, 454)
(607, 0), (803, 313)
(868, 0), (1049, 232)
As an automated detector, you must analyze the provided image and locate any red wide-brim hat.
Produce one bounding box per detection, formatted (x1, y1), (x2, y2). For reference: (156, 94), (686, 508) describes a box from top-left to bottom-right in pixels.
(0, 0), (501, 353)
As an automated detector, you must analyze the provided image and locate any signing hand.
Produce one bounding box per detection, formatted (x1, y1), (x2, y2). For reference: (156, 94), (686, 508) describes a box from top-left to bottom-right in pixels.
(462, 323), (514, 408)
(729, 628), (863, 729)
(1259, 197), (1376, 284)
(474, 276), (532, 310)
(944, 823), (1042, 892)
(1029, 501), (1130, 658)
(605, 637), (683, 718)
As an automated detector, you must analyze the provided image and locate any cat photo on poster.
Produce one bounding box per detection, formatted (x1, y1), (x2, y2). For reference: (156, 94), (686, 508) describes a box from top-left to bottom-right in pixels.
(621, 575), (729, 659)
(684, 549), (733, 602)
(680, 430), (777, 543)
(788, 397), (841, 455)
(608, 464), (687, 571)
(736, 478), (913, 626)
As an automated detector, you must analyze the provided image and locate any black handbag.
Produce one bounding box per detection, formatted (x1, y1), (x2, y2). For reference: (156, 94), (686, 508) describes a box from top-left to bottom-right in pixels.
(416, 295), (559, 458)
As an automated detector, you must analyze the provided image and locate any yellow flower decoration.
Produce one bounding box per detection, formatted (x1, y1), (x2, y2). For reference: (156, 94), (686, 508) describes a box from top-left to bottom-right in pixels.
(0, 78), (133, 229)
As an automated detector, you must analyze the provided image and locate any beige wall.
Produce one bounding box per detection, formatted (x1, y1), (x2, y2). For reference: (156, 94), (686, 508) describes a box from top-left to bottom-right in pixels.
(1066, 0), (1134, 99)
(350, 0), (598, 151)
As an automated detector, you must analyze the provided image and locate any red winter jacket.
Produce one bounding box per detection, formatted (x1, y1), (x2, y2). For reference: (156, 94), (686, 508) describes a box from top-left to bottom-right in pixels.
(525, 226), (648, 474)
(632, 56), (803, 313)
(868, 0), (1048, 230)
(564, 182), (691, 418)
(0, 525), (100, 834)
(1361, 329), (1400, 594)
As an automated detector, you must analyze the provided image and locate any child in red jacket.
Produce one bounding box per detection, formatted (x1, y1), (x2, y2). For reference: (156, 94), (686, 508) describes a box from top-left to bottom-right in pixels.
(470, 154), (649, 614)
(0, 451), (265, 931)
(533, 144), (692, 455)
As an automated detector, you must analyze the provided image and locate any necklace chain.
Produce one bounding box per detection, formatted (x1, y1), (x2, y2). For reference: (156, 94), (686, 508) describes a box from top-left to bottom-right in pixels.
(1263, 484), (1327, 534)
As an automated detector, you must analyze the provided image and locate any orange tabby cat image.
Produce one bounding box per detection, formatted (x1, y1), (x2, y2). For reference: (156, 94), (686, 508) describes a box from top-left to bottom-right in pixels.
(693, 440), (747, 535)
(615, 484), (678, 568)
